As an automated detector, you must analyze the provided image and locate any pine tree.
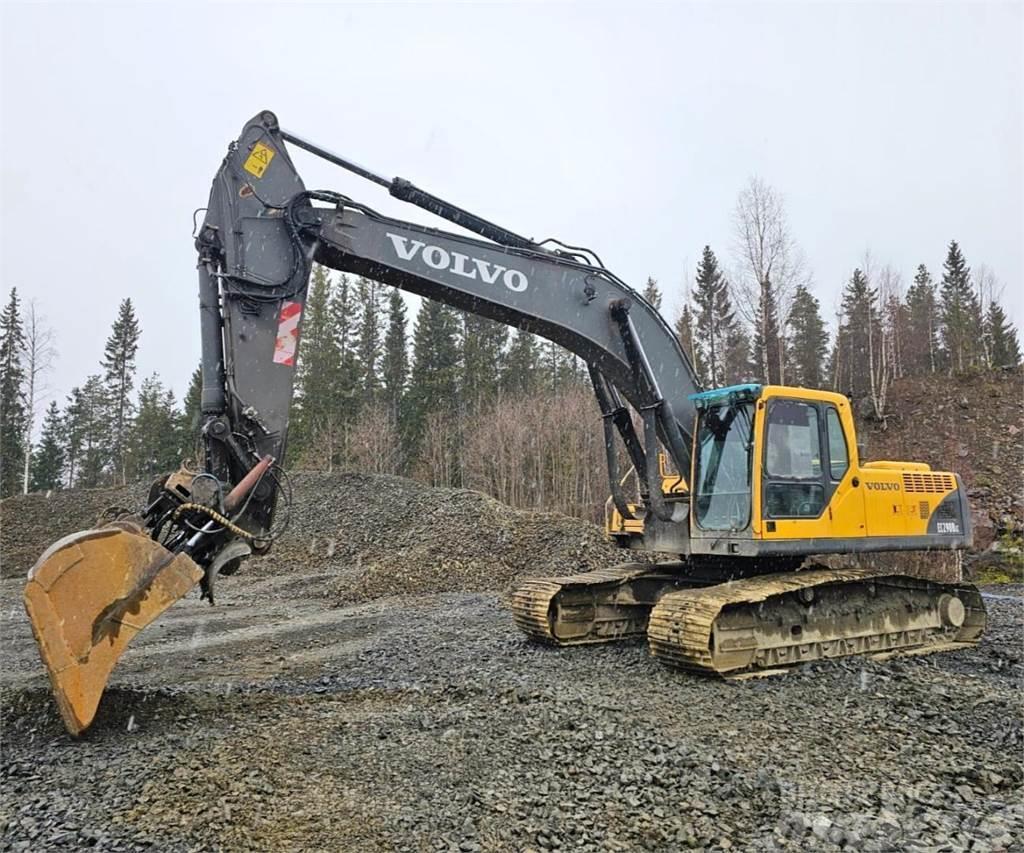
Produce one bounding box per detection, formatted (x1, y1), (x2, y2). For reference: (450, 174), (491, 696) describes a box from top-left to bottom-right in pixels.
(461, 312), (506, 407)
(833, 269), (879, 398)
(751, 275), (783, 384)
(29, 400), (64, 492)
(986, 300), (1022, 368)
(127, 374), (181, 481)
(0, 288), (27, 497)
(785, 284), (828, 388)
(355, 276), (385, 405)
(101, 298), (141, 484)
(939, 241), (983, 372)
(381, 287), (409, 428)
(641, 277), (663, 313)
(501, 330), (541, 396)
(904, 264), (940, 374)
(691, 247), (739, 387)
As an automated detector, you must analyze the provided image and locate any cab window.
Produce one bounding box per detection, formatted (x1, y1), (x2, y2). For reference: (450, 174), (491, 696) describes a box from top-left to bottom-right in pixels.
(763, 400), (825, 518)
(765, 400), (821, 479)
(825, 406), (849, 481)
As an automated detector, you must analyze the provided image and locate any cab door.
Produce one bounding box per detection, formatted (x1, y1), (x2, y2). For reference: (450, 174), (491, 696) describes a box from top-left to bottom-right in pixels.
(758, 397), (864, 541)
(820, 403), (867, 538)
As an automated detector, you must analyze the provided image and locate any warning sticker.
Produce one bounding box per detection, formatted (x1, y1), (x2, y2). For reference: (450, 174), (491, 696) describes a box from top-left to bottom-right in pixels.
(273, 301), (302, 366)
(243, 142), (276, 179)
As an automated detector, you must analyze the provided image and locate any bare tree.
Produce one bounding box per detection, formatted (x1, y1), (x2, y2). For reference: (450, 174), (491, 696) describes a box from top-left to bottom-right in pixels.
(20, 300), (57, 493)
(870, 265), (901, 421)
(731, 177), (810, 383)
(974, 264), (1003, 367)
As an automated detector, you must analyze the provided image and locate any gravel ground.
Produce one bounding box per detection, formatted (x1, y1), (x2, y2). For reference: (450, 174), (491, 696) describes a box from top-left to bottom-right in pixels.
(2, 560), (1021, 853)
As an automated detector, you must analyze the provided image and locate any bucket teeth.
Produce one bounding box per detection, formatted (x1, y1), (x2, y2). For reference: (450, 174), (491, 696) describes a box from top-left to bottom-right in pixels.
(23, 526), (202, 735)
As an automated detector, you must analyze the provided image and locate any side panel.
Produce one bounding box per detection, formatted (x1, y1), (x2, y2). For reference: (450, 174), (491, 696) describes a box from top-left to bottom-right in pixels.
(861, 468), (910, 537)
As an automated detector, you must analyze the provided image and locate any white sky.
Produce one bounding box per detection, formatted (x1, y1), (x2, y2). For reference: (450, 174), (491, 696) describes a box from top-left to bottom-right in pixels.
(2, 1), (1021, 413)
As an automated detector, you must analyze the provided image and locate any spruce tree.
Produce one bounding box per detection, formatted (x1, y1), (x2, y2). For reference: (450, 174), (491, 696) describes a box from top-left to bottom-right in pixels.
(101, 298), (141, 484)
(904, 264), (940, 374)
(461, 313), (506, 407)
(29, 400), (64, 492)
(751, 276), (783, 384)
(407, 298), (461, 437)
(355, 276), (385, 405)
(74, 375), (110, 488)
(642, 277), (663, 312)
(540, 342), (584, 395)
(721, 323), (751, 386)
(692, 246), (738, 387)
(179, 364), (202, 458)
(939, 241), (983, 372)
(833, 269), (879, 398)
(986, 300), (1022, 368)
(785, 284), (828, 388)
(62, 386), (85, 488)
(128, 374), (181, 480)
(674, 303), (704, 383)
(0, 288), (27, 497)
(381, 287), (409, 427)
(288, 266), (341, 466)
(330, 274), (362, 423)
(501, 330), (541, 396)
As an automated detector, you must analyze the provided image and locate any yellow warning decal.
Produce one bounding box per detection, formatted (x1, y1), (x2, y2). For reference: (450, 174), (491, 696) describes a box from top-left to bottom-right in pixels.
(243, 142), (276, 178)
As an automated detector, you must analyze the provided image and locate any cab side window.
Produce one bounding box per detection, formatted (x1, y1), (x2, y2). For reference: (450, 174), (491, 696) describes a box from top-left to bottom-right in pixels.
(825, 406), (849, 481)
(765, 401), (821, 479)
(763, 400), (825, 518)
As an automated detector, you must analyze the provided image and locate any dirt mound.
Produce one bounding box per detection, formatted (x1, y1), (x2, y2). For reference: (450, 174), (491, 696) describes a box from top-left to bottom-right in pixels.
(855, 367), (1023, 573)
(258, 472), (632, 602)
(857, 367), (1022, 544)
(0, 473), (630, 597)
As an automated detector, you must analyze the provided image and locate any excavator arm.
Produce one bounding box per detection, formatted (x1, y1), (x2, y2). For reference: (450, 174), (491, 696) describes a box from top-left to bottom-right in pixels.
(25, 110), (703, 734)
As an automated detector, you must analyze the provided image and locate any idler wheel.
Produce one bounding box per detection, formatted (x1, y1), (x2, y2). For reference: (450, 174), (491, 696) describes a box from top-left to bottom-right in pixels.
(938, 594), (966, 628)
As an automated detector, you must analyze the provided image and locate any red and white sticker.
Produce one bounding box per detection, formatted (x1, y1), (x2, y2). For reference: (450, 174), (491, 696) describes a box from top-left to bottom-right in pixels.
(273, 301), (302, 366)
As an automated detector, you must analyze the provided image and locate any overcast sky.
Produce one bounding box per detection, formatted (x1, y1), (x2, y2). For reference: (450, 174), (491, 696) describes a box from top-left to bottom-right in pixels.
(2, 1), (1021, 415)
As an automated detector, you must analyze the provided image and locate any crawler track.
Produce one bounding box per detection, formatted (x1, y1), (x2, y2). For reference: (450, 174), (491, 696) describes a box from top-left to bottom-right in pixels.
(647, 568), (987, 676)
(511, 563), (692, 645)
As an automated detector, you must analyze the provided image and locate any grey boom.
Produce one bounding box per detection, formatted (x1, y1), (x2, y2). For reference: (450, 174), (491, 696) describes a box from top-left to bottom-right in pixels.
(195, 111), (703, 536)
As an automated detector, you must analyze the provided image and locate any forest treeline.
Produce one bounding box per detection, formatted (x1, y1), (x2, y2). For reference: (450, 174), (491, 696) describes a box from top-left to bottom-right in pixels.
(2, 178), (1020, 520)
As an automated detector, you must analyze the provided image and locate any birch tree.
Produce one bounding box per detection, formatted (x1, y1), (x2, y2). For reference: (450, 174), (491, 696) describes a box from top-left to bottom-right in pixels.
(20, 300), (57, 493)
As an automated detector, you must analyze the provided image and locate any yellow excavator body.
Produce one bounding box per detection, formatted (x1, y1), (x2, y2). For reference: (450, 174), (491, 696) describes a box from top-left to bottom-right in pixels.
(23, 524), (202, 735)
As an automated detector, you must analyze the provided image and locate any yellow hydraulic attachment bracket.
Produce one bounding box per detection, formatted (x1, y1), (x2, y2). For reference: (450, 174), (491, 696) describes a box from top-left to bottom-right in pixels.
(23, 523), (202, 735)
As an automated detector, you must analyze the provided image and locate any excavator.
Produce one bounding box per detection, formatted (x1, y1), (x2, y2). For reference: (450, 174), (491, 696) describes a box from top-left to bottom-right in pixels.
(24, 111), (986, 735)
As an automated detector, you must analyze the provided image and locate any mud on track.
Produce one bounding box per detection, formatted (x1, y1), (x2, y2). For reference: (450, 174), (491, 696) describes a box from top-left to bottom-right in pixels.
(2, 564), (1022, 853)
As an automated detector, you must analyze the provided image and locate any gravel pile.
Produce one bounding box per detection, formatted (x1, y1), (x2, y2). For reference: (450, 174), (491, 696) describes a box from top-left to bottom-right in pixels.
(1, 473), (630, 597)
(0, 484), (146, 578)
(259, 472), (634, 603)
(1, 584), (1020, 852)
